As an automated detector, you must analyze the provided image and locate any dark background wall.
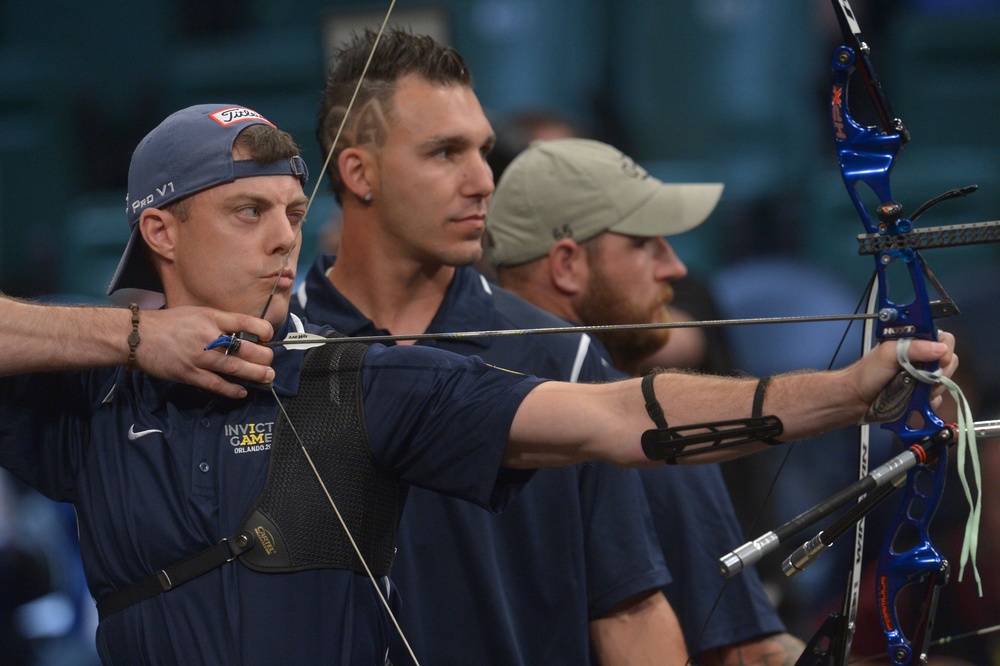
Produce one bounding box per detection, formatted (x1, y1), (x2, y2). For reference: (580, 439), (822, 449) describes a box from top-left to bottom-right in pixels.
(2, 0), (998, 301)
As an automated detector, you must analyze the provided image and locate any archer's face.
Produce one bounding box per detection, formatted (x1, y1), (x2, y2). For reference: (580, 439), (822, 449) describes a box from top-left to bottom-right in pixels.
(369, 75), (495, 268)
(158, 150), (308, 328)
(576, 232), (688, 367)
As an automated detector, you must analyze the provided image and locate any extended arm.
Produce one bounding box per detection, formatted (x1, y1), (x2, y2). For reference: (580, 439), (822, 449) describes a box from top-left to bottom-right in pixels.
(0, 296), (275, 398)
(505, 335), (957, 468)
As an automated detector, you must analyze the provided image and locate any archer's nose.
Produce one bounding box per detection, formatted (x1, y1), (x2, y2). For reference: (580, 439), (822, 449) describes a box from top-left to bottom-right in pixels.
(654, 238), (687, 282)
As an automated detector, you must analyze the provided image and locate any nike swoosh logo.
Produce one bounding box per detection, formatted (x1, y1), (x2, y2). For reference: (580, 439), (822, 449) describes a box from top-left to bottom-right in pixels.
(128, 425), (163, 441)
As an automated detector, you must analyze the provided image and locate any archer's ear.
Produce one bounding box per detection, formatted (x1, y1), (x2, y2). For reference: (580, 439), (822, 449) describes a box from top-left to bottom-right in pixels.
(139, 208), (177, 263)
(548, 238), (588, 296)
(339, 146), (373, 203)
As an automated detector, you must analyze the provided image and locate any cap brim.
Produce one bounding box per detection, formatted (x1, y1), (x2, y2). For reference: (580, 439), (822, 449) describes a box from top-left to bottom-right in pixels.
(107, 225), (162, 294)
(612, 183), (724, 238)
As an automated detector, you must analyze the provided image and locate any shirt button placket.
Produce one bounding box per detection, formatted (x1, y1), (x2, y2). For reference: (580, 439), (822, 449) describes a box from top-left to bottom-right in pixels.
(192, 416), (216, 496)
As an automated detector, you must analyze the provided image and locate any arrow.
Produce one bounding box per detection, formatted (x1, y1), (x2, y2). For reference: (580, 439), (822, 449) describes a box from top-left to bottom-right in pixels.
(253, 313), (882, 349)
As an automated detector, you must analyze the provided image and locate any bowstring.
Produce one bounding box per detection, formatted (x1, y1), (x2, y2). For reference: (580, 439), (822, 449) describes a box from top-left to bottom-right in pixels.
(259, 0), (397, 323)
(255, 3), (421, 663)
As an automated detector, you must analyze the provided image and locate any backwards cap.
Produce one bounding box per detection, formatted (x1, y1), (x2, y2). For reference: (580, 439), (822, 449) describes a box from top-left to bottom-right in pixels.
(108, 104), (308, 294)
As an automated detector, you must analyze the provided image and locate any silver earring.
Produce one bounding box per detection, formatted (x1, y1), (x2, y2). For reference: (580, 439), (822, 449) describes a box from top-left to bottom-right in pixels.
(363, 192), (372, 202)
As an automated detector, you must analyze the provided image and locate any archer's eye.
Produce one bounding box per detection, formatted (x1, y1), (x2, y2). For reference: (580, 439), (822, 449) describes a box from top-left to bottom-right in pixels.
(238, 206), (261, 220)
(631, 237), (649, 249)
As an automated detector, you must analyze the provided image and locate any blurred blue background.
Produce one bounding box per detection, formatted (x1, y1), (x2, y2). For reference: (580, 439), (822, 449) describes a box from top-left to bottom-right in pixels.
(2, 1), (1000, 663)
(2, 0), (998, 302)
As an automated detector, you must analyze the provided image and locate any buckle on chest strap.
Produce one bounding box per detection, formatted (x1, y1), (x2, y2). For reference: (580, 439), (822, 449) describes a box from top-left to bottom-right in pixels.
(97, 531), (256, 621)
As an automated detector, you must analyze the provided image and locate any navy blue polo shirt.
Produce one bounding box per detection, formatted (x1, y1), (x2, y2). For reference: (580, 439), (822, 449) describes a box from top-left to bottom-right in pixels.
(0, 314), (543, 665)
(293, 256), (671, 666)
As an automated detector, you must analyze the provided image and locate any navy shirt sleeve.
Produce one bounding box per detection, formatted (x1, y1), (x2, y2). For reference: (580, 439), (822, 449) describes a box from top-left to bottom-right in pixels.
(0, 370), (109, 501)
(578, 462), (669, 617)
(360, 343), (545, 511)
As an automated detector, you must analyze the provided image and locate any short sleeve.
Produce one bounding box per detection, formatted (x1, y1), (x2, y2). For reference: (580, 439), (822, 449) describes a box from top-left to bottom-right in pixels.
(580, 462), (671, 617)
(361, 344), (546, 510)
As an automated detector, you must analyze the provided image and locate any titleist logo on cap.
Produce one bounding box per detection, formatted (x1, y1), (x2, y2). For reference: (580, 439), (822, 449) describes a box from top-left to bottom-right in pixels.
(209, 107), (275, 127)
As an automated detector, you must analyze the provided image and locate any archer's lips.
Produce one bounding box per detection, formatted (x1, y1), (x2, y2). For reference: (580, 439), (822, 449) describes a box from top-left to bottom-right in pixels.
(453, 214), (486, 229)
(266, 271), (295, 289)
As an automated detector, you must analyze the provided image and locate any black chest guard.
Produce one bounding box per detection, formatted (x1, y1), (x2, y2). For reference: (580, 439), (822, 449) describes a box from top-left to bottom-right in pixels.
(239, 333), (408, 575)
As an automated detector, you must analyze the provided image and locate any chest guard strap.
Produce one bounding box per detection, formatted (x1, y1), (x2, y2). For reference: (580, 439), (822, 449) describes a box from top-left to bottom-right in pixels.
(97, 332), (408, 621)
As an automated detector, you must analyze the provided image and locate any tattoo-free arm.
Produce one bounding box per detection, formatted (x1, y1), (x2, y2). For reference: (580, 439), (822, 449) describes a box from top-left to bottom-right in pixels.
(504, 336), (956, 468)
(0, 297), (275, 398)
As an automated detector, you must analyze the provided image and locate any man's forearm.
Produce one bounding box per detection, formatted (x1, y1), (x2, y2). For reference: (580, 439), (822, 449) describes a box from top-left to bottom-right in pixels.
(654, 367), (864, 452)
(505, 335), (955, 468)
(507, 370), (855, 468)
(638, 369), (866, 465)
(0, 296), (277, 397)
(0, 297), (132, 374)
(696, 632), (805, 666)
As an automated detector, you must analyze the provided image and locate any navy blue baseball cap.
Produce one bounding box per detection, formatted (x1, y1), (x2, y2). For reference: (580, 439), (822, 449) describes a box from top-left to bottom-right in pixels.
(108, 104), (309, 294)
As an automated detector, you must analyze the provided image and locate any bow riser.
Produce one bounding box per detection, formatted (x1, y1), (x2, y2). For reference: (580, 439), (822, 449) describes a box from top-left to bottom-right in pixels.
(832, 45), (945, 436)
(830, 48), (900, 234)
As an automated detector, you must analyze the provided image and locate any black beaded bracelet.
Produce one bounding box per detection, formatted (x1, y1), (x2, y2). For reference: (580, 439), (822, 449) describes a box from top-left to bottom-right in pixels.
(126, 303), (140, 372)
